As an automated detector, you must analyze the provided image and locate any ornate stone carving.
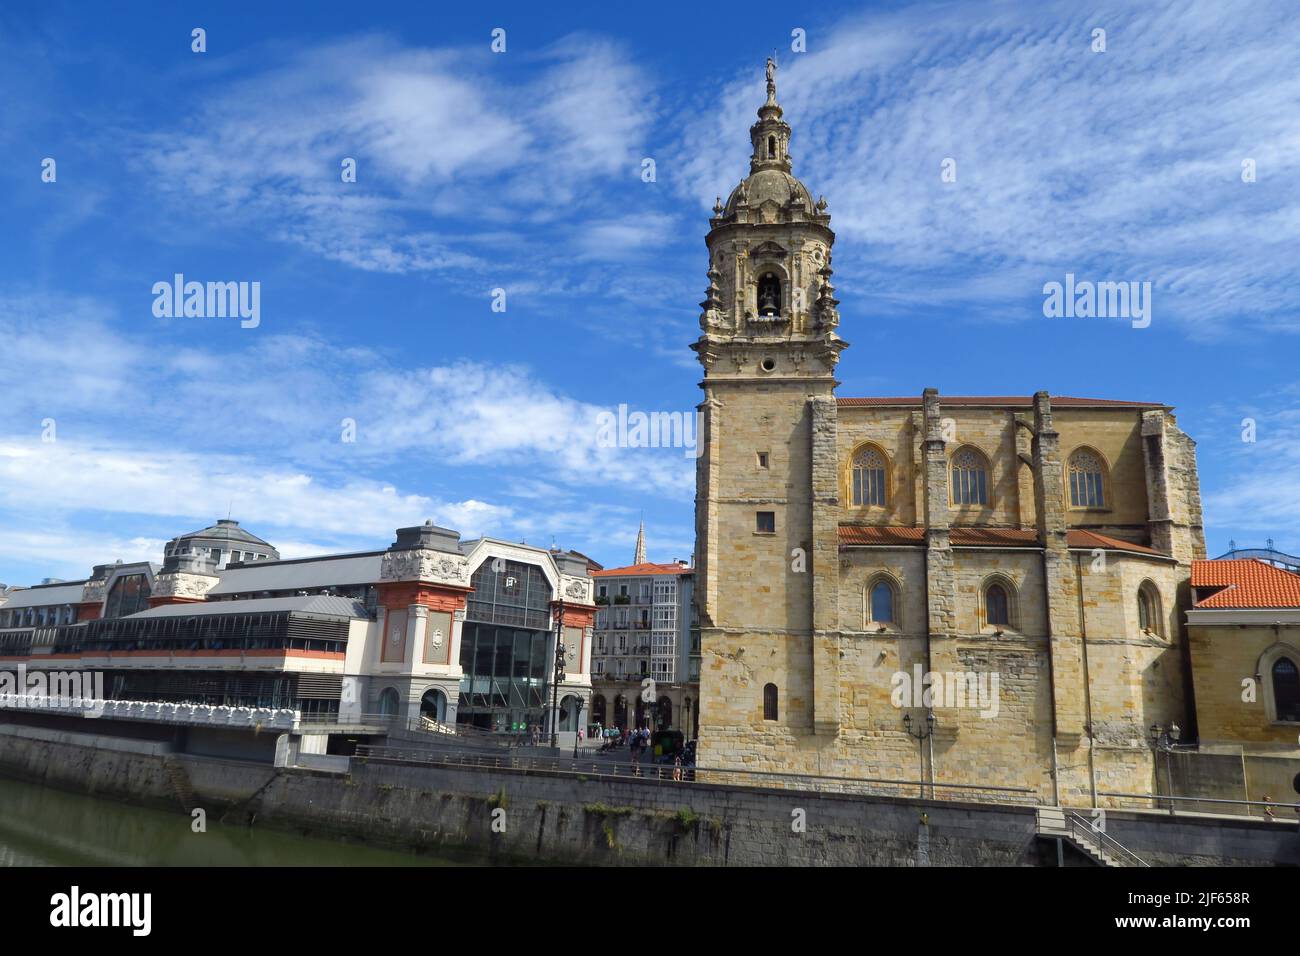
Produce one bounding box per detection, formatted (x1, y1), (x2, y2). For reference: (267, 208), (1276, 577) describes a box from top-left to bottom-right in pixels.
(380, 549), (467, 584)
(153, 572), (217, 600)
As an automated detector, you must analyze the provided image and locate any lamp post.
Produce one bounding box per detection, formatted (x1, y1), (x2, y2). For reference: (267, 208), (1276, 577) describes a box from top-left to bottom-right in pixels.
(549, 603), (566, 749)
(903, 710), (936, 798)
(572, 696), (584, 758)
(1149, 721), (1181, 814)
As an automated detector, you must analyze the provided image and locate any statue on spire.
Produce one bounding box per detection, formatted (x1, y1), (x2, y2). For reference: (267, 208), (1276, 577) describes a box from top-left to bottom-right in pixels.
(765, 55), (777, 104)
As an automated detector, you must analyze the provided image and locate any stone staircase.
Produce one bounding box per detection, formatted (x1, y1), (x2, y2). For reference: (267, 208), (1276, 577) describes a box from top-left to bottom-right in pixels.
(1037, 806), (1149, 867)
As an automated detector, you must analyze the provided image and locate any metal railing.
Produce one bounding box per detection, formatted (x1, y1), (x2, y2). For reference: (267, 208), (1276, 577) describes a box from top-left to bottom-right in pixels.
(351, 744), (1040, 805)
(1064, 810), (1149, 867)
(1097, 789), (1300, 819)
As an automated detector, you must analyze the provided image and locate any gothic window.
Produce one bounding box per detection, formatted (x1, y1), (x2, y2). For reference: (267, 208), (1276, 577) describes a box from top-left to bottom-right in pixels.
(757, 272), (781, 317)
(951, 447), (989, 506)
(986, 583), (1010, 628)
(1272, 658), (1300, 722)
(1068, 448), (1107, 508)
(1137, 582), (1162, 636)
(852, 446), (888, 506)
(867, 578), (897, 625)
(763, 683), (778, 721)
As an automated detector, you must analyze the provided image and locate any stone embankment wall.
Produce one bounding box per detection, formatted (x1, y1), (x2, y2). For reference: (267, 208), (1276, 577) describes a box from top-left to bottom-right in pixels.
(0, 725), (1294, 866)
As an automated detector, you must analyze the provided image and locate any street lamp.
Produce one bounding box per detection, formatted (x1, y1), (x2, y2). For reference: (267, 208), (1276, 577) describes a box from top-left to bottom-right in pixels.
(549, 602), (566, 749)
(572, 696), (585, 758)
(903, 710), (936, 798)
(1149, 722), (1182, 814)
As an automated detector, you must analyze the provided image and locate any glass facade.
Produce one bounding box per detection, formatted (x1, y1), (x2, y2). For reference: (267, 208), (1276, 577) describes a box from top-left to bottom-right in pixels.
(456, 623), (550, 732)
(104, 573), (151, 619)
(457, 558), (555, 732)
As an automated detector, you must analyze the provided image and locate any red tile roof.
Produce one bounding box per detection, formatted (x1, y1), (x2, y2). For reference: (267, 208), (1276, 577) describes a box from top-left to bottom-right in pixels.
(837, 396), (1166, 409)
(1066, 530), (1163, 556)
(1191, 559), (1300, 609)
(838, 525), (1163, 556)
(591, 562), (692, 578)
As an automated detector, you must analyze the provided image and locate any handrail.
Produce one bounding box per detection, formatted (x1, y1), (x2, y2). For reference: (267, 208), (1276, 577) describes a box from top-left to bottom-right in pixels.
(352, 744), (1040, 805)
(1065, 810), (1149, 867)
(1096, 789), (1298, 817)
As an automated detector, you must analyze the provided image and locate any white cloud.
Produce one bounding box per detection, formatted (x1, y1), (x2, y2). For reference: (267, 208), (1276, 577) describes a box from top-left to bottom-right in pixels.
(135, 35), (656, 282)
(672, 0), (1300, 330)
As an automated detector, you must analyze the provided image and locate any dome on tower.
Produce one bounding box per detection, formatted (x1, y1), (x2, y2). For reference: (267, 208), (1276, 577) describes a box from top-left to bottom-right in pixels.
(711, 57), (829, 229)
(723, 168), (816, 218)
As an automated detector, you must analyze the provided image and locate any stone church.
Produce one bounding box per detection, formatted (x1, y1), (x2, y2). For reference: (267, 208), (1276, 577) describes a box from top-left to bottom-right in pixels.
(693, 62), (1205, 805)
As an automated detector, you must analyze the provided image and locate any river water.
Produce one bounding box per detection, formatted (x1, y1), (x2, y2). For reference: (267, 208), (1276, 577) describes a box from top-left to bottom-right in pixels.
(0, 774), (450, 866)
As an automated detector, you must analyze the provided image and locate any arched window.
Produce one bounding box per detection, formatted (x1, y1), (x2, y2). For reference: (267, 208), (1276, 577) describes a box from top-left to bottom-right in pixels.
(757, 272), (781, 317)
(1272, 658), (1300, 722)
(768, 135), (777, 158)
(763, 683), (778, 721)
(377, 687), (401, 717)
(104, 573), (151, 619)
(867, 578), (896, 625)
(1068, 448), (1106, 508)
(852, 446), (888, 506)
(986, 584), (1010, 628)
(1137, 582), (1162, 636)
(657, 696), (672, 730)
(951, 448), (989, 506)
(420, 688), (447, 723)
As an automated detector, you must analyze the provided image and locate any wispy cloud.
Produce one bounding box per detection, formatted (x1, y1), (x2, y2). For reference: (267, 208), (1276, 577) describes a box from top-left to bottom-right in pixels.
(673, 0), (1300, 331)
(133, 34), (659, 288)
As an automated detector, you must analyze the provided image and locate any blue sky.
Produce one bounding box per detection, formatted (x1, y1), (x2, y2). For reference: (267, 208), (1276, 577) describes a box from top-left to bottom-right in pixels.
(1, 0), (1298, 585)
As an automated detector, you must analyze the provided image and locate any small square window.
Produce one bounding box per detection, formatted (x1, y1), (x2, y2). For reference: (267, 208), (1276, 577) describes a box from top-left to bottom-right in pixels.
(757, 452), (769, 469)
(756, 511), (776, 534)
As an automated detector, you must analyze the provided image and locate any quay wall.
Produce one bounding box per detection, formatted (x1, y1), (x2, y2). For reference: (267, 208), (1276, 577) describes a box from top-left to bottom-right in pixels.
(0, 725), (1294, 866)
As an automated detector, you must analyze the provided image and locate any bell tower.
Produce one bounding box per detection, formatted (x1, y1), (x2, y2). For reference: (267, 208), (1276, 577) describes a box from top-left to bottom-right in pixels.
(694, 59), (849, 761)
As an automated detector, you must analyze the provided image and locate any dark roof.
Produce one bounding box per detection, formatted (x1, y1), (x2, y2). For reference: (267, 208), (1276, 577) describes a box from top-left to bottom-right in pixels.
(127, 595), (369, 619)
(208, 553), (384, 595)
(176, 519), (272, 548)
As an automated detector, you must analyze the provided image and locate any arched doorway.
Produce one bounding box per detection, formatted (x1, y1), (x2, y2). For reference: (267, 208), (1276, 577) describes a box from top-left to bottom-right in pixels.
(559, 695), (582, 732)
(656, 696), (672, 730)
(420, 688), (447, 723)
(613, 695), (627, 729)
(591, 695), (606, 726)
(634, 696), (646, 728)
(377, 687), (401, 717)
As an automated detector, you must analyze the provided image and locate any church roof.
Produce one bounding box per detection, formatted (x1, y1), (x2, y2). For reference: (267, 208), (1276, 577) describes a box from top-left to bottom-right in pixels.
(839, 525), (1164, 556)
(837, 396), (1169, 409)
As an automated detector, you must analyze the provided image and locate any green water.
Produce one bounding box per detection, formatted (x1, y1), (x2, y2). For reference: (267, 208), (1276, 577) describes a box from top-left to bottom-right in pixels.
(0, 774), (450, 866)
